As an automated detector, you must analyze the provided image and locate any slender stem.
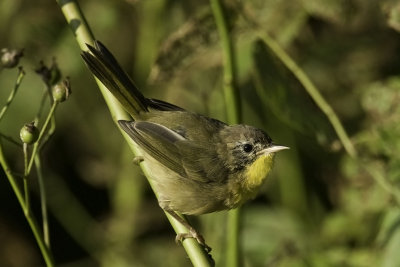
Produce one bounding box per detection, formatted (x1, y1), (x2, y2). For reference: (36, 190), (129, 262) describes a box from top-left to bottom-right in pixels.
(226, 208), (240, 266)
(39, 116), (56, 150)
(0, 140), (54, 266)
(23, 143), (30, 216)
(25, 82), (56, 249)
(239, 8), (356, 158)
(0, 67), (25, 123)
(210, 0), (240, 125)
(57, 1), (213, 265)
(241, 7), (400, 209)
(210, 0), (241, 266)
(35, 155), (50, 248)
(45, 84), (54, 105)
(35, 91), (49, 124)
(37, 85), (57, 150)
(258, 33), (357, 158)
(27, 102), (58, 175)
(363, 162), (400, 205)
(0, 141), (25, 207)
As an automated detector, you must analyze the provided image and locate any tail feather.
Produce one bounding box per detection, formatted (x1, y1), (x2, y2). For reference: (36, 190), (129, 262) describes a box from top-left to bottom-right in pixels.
(81, 40), (148, 117)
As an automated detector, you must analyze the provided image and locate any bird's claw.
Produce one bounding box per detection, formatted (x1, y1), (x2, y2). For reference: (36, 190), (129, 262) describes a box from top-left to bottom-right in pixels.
(175, 228), (212, 253)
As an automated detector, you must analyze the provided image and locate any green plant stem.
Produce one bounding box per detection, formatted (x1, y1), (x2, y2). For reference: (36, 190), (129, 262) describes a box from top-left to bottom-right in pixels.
(40, 116), (56, 150)
(23, 143), (30, 216)
(57, 1), (213, 265)
(258, 33), (357, 158)
(0, 142), (24, 210)
(27, 102), (58, 175)
(36, 87), (57, 149)
(45, 84), (54, 105)
(28, 83), (56, 249)
(210, 0), (240, 125)
(56, 0), (95, 50)
(241, 8), (400, 211)
(0, 141), (54, 266)
(166, 212), (215, 267)
(0, 67), (25, 123)
(363, 162), (400, 205)
(226, 208), (240, 266)
(35, 155), (50, 248)
(238, 8), (356, 158)
(35, 91), (49, 123)
(210, 0), (241, 266)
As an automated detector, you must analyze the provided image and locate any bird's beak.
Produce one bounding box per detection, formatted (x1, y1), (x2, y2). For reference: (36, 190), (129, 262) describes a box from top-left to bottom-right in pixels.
(257, 144), (289, 155)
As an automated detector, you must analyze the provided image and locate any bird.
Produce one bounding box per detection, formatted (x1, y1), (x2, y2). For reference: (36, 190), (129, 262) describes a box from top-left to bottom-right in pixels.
(81, 40), (289, 252)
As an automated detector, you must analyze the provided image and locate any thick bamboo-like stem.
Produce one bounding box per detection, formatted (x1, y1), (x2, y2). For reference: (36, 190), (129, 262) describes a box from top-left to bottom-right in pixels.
(56, 1), (213, 266)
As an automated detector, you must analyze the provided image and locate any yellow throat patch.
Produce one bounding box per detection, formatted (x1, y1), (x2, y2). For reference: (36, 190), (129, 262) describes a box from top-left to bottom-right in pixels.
(244, 153), (275, 190)
(226, 153), (276, 209)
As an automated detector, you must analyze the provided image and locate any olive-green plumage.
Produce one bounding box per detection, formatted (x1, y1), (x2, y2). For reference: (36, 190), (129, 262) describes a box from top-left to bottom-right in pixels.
(82, 41), (288, 248)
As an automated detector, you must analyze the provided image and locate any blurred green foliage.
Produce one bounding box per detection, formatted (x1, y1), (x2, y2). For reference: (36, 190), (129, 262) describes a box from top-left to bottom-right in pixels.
(1, 0), (400, 266)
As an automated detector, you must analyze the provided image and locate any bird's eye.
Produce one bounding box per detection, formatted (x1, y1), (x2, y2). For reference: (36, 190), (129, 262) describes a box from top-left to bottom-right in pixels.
(243, 144), (253, 153)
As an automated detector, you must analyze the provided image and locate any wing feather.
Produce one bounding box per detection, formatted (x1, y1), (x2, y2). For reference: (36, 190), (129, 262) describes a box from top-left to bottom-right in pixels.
(118, 120), (229, 183)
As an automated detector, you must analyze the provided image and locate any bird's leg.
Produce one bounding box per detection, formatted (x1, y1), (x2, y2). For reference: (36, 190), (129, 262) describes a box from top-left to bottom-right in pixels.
(132, 156), (144, 165)
(164, 209), (212, 253)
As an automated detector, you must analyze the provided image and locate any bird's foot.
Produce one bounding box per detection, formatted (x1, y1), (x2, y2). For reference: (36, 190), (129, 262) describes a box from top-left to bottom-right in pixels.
(175, 227), (212, 253)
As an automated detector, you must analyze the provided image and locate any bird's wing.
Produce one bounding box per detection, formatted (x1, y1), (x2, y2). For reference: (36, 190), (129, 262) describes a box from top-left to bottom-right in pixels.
(119, 120), (187, 177)
(118, 120), (228, 183)
(178, 141), (229, 183)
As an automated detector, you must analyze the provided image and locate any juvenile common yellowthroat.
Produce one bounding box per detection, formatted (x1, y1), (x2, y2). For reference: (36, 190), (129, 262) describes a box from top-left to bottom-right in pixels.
(82, 41), (288, 251)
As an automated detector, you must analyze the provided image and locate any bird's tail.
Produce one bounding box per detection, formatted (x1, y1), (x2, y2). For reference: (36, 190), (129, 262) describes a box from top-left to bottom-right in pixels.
(81, 40), (148, 117)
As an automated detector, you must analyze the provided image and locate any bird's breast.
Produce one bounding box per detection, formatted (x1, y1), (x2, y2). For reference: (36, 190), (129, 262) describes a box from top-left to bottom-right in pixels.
(225, 154), (275, 209)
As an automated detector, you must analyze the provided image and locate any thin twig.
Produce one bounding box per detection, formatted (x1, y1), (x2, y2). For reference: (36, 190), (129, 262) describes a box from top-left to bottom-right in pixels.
(35, 91), (49, 124)
(363, 161), (400, 205)
(259, 33), (357, 158)
(35, 155), (50, 248)
(0, 140), (54, 266)
(39, 116), (56, 150)
(27, 102), (58, 174)
(23, 143), (30, 216)
(240, 8), (357, 158)
(210, 0), (240, 125)
(240, 6), (400, 207)
(0, 67), (25, 123)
